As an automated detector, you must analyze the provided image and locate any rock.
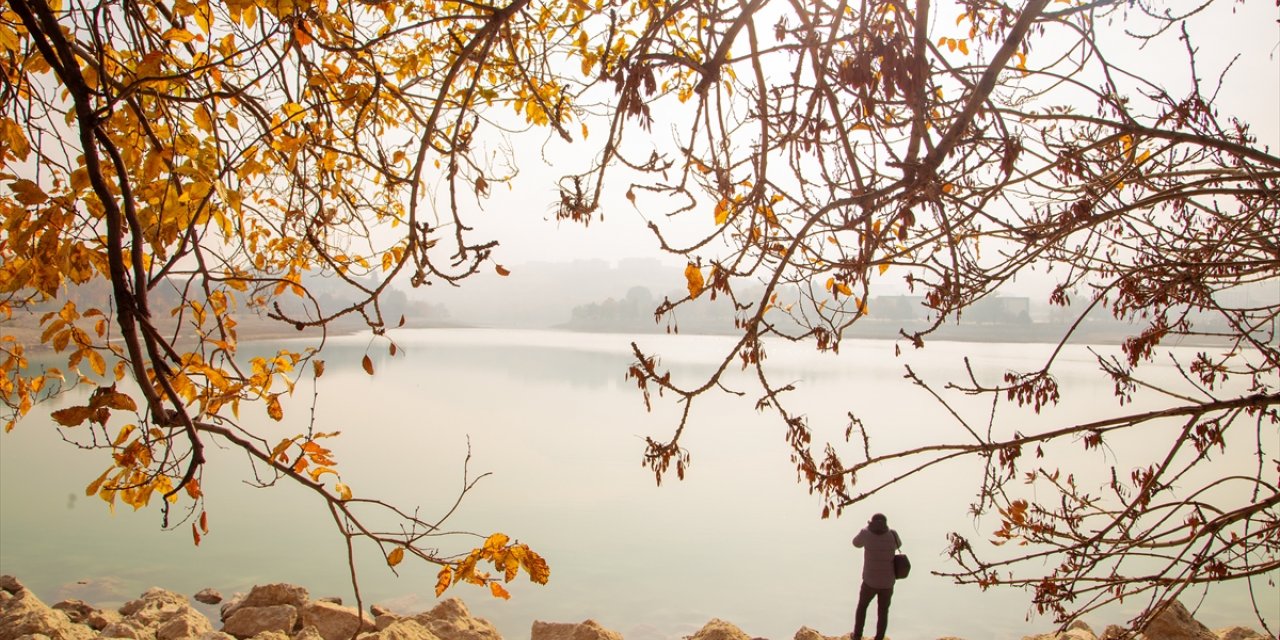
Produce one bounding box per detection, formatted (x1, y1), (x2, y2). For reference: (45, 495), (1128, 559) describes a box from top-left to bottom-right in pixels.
(1100, 625), (1128, 640)
(688, 619), (754, 640)
(1068, 622), (1096, 637)
(360, 619), (444, 640)
(0, 580), (94, 640)
(222, 605), (300, 639)
(197, 633), (237, 640)
(371, 605), (393, 617)
(196, 589), (225, 605)
(1143, 601), (1216, 640)
(411, 598), (501, 640)
(248, 633), (292, 640)
(793, 627), (845, 640)
(1215, 628), (1267, 640)
(292, 626), (326, 640)
(531, 619), (624, 640)
(376, 614), (404, 631)
(0, 575), (24, 594)
(300, 600), (372, 640)
(318, 597), (343, 606)
(157, 611), (215, 640)
(223, 584), (309, 622)
(118, 587), (192, 628)
(97, 619), (152, 639)
(50, 601), (94, 625)
(87, 609), (122, 630)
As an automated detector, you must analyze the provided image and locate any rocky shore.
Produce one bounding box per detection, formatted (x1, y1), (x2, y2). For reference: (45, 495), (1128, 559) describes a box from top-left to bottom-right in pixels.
(0, 575), (1270, 640)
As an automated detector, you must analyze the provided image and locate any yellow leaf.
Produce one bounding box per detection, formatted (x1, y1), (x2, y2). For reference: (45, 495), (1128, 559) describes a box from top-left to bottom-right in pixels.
(334, 482), (352, 501)
(387, 547), (405, 567)
(194, 105), (214, 133)
(434, 565), (453, 596)
(162, 27), (197, 43)
(489, 582), (511, 600)
(878, 263), (890, 275)
(483, 533), (510, 556)
(684, 264), (705, 299)
(86, 349), (106, 377)
(313, 360), (325, 377)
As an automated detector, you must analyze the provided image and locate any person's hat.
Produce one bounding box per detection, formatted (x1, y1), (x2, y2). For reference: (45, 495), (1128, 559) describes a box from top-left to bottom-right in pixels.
(870, 513), (887, 525)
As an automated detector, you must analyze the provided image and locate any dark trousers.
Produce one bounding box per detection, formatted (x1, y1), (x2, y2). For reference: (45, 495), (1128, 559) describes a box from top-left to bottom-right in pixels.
(852, 582), (893, 640)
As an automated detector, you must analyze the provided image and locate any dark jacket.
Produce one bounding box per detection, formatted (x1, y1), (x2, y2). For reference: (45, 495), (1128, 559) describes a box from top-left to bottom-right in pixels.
(853, 523), (901, 589)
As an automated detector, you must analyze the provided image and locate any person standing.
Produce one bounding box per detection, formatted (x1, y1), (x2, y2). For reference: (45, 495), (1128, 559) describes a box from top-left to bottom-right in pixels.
(852, 513), (901, 640)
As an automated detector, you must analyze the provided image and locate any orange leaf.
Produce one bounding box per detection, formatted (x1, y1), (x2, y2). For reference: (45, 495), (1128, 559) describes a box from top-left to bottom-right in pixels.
(684, 264), (704, 299)
(495, 264), (511, 276)
(434, 565), (453, 596)
(387, 547), (405, 567)
(361, 355), (374, 375)
(489, 581), (511, 600)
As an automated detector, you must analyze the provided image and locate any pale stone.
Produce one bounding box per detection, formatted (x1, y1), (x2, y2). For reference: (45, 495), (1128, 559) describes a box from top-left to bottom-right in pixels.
(1143, 601), (1216, 640)
(300, 600), (373, 640)
(293, 625), (326, 640)
(376, 613), (404, 631)
(248, 633), (292, 640)
(1100, 625), (1129, 640)
(1216, 627), (1267, 640)
(222, 605), (300, 639)
(531, 619), (624, 640)
(97, 620), (150, 640)
(370, 605), (393, 617)
(0, 583), (94, 640)
(688, 619), (754, 640)
(411, 598), (501, 640)
(197, 633), (238, 640)
(793, 627), (846, 640)
(158, 610), (215, 640)
(360, 619), (444, 640)
(196, 589), (225, 605)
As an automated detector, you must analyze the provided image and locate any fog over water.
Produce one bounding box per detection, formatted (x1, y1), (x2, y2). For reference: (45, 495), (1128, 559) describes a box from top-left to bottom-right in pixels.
(1, 329), (1275, 640)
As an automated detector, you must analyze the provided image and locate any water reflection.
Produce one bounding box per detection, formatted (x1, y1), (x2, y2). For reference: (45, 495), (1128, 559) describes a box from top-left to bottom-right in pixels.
(1, 329), (1274, 640)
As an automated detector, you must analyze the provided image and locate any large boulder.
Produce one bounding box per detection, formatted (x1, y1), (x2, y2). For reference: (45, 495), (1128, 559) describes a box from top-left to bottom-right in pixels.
(687, 619), (753, 640)
(299, 600), (372, 640)
(0, 576), (94, 640)
(222, 604), (299, 639)
(531, 619), (624, 640)
(118, 587), (197, 628)
(1143, 601), (1216, 640)
(224, 584), (310, 621)
(411, 598), (501, 640)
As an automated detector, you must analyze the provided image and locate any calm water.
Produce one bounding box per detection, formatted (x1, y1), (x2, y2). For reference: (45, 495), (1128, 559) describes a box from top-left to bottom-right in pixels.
(1, 329), (1275, 639)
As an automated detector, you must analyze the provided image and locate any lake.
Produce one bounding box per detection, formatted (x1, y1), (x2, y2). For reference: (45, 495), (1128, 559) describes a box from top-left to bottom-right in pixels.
(1, 328), (1275, 639)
